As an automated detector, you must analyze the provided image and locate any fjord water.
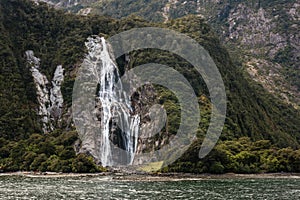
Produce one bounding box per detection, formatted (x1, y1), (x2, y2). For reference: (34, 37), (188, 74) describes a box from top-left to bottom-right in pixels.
(0, 176), (299, 199)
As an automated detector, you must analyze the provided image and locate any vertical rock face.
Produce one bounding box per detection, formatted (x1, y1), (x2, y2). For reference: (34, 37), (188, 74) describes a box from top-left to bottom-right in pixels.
(50, 65), (64, 124)
(26, 50), (51, 133)
(25, 50), (64, 133)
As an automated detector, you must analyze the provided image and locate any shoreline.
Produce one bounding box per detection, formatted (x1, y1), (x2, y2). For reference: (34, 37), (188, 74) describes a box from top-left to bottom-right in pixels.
(1, 171), (300, 181)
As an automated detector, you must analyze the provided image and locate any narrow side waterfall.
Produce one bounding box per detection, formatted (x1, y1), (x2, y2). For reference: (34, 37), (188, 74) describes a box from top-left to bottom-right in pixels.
(25, 50), (64, 133)
(26, 50), (51, 133)
(84, 36), (140, 166)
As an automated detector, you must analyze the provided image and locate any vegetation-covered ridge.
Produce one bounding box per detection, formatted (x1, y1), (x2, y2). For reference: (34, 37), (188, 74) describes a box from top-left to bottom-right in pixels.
(0, 0), (299, 173)
(43, 0), (300, 107)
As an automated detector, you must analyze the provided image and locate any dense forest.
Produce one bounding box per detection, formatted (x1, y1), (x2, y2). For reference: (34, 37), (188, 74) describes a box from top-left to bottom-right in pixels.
(0, 0), (299, 173)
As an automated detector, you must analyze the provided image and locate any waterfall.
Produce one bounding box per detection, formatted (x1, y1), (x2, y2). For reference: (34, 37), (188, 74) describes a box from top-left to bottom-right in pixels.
(84, 36), (140, 166)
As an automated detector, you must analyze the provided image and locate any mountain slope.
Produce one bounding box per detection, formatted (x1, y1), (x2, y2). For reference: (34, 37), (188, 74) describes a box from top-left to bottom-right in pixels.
(0, 0), (299, 173)
(41, 0), (300, 108)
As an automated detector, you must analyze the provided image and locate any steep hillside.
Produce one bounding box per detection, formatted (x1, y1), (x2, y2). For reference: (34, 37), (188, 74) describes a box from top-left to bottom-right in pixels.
(41, 0), (300, 108)
(0, 0), (299, 173)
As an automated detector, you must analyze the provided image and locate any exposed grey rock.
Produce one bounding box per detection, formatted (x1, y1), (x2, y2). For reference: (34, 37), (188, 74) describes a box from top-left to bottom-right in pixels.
(25, 50), (64, 133)
(50, 65), (64, 124)
(26, 50), (51, 133)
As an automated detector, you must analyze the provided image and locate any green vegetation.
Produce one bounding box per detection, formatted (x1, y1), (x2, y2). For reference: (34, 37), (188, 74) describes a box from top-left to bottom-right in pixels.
(162, 137), (300, 174)
(126, 16), (300, 148)
(0, 0), (299, 173)
(0, 0), (117, 140)
(0, 131), (105, 172)
(91, 0), (167, 22)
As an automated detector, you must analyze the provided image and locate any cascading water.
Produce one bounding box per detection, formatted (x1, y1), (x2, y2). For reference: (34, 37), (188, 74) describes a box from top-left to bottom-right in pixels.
(85, 36), (140, 166)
